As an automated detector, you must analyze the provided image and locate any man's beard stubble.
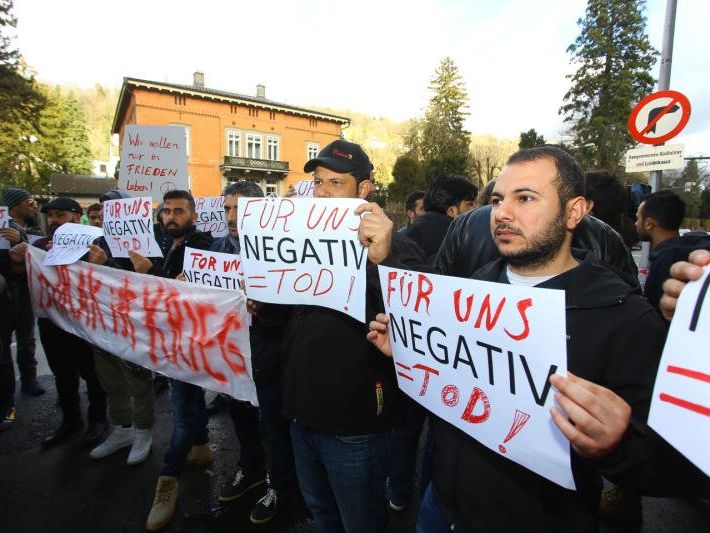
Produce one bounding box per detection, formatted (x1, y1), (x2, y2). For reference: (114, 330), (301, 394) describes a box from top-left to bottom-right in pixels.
(497, 209), (568, 270)
(165, 220), (192, 238)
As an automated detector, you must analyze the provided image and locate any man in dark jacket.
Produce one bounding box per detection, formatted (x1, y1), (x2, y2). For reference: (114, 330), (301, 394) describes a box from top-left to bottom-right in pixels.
(212, 181), (296, 525)
(367, 146), (672, 532)
(636, 189), (710, 315)
(281, 140), (428, 532)
(131, 190), (214, 531)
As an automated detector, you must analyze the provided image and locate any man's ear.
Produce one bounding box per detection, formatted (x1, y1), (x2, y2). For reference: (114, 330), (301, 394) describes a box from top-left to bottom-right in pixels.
(643, 215), (657, 232)
(586, 199), (595, 215)
(445, 205), (459, 218)
(565, 196), (587, 231)
(358, 179), (374, 200)
(190, 209), (198, 224)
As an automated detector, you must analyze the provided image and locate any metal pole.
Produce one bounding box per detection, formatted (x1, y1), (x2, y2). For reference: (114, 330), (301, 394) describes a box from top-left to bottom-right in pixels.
(650, 0), (678, 192)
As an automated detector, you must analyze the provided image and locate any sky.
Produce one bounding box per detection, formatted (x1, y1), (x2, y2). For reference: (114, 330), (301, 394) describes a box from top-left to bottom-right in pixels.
(11, 0), (710, 157)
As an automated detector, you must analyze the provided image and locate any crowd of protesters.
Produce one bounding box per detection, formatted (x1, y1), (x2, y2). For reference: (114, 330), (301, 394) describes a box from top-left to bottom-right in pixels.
(1, 139), (709, 532)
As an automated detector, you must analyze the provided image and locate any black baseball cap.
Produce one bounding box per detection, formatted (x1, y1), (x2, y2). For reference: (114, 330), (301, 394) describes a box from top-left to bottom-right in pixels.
(41, 197), (83, 215)
(304, 140), (373, 181)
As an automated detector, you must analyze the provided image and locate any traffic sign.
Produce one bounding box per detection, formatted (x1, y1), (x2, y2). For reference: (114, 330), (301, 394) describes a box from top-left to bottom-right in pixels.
(628, 90), (691, 145)
(625, 143), (685, 173)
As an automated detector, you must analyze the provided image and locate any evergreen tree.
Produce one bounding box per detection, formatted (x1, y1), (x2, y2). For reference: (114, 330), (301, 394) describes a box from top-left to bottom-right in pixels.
(679, 160), (701, 219)
(409, 57), (471, 180)
(518, 128), (546, 149)
(560, 0), (656, 173)
(699, 187), (710, 220)
(388, 154), (426, 203)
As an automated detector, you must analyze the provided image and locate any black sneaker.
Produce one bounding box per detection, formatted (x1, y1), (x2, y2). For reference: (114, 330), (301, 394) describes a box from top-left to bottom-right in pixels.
(0, 408), (17, 432)
(249, 488), (281, 524)
(218, 470), (266, 502)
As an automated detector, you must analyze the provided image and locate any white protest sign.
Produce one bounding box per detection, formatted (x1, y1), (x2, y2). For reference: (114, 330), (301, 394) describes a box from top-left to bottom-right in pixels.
(102, 196), (163, 258)
(44, 223), (103, 266)
(182, 246), (244, 292)
(649, 266), (710, 477)
(0, 206), (10, 249)
(293, 179), (314, 198)
(118, 125), (189, 196)
(26, 246), (257, 405)
(195, 196), (227, 238)
(378, 266), (574, 489)
(238, 197), (367, 322)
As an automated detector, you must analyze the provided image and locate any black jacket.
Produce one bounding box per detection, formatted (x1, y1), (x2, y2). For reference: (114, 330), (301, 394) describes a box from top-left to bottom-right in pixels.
(435, 205), (639, 286)
(280, 233), (429, 435)
(432, 251), (668, 533)
(645, 231), (710, 314)
(403, 211), (453, 266)
(147, 227), (212, 279)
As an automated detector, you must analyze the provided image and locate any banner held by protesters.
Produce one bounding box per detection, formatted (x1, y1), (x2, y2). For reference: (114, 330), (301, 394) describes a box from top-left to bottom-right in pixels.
(378, 265), (574, 489)
(182, 246), (244, 292)
(26, 246), (257, 405)
(238, 196), (367, 322)
(195, 196), (228, 238)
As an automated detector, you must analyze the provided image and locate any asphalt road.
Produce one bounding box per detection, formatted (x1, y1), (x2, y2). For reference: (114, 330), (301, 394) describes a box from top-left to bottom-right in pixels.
(1, 334), (708, 532)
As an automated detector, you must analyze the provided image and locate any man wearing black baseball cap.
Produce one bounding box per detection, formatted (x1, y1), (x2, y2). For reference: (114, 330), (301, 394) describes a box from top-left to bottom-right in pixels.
(12, 198), (109, 447)
(281, 140), (428, 531)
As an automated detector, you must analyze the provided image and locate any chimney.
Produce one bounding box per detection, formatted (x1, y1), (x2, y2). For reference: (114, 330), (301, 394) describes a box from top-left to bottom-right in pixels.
(193, 71), (205, 87)
(256, 84), (266, 99)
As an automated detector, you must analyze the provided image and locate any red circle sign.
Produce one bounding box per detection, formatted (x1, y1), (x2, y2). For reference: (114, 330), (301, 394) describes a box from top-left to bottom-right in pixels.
(628, 90), (691, 144)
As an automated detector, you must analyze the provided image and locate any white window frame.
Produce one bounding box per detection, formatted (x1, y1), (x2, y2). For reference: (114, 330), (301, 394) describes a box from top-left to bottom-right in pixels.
(307, 142), (319, 161)
(265, 178), (278, 196)
(267, 136), (280, 161)
(226, 129), (241, 157)
(246, 133), (262, 159)
(169, 123), (191, 158)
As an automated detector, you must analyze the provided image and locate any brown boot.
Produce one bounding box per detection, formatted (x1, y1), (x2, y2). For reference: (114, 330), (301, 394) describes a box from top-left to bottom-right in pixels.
(146, 476), (178, 531)
(186, 443), (214, 466)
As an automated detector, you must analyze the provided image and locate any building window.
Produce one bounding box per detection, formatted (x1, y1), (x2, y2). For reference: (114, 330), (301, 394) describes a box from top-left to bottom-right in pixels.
(230, 104), (238, 114)
(174, 95), (186, 106)
(267, 136), (279, 161)
(227, 129), (241, 157)
(248, 108), (259, 118)
(309, 118), (318, 128)
(265, 179), (278, 196)
(246, 133), (262, 159)
(169, 123), (191, 158)
(307, 142), (319, 161)
(269, 111), (276, 120)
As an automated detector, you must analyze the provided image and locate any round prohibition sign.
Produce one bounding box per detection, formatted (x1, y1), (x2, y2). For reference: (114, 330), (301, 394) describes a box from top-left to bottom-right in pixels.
(628, 90), (691, 145)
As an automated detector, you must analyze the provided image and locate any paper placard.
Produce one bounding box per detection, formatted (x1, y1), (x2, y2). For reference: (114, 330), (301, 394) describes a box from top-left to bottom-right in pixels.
(0, 206), (10, 249)
(182, 246), (244, 292)
(293, 179), (314, 198)
(238, 197), (367, 322)
(649, 266), (710, 476)
(102, 197), (163, 258)
(378, 266), (574, 489)
(118, 125), (189, 196)
(195, 196), (228, 238)
(44, 223), (103, 265)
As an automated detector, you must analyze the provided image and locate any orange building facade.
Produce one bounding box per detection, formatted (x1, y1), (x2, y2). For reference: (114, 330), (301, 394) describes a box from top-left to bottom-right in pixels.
(111, 74), (349, 198)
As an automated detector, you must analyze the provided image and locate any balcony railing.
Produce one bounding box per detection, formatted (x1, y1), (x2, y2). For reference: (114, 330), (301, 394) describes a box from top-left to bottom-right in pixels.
(221, 156), (289, 173)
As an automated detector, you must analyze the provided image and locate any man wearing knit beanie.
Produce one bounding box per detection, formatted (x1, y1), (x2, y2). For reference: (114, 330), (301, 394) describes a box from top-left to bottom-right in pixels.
(0, 188), (44, 433)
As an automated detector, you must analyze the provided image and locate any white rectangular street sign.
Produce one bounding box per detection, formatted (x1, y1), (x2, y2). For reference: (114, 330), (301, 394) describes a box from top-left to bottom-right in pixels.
(625, 144), (685, 172)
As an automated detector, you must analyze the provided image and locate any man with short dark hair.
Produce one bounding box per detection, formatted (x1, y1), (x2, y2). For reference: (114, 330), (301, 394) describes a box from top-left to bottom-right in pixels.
(368, 146), (670, 532)
(636, 189), (710, 315)
(283, 139), (428, 532)
(404, 174), (478, 265)
(136, 190), (214, 532)
(86, 203), (103, 228)
(403, 190), (425, 226)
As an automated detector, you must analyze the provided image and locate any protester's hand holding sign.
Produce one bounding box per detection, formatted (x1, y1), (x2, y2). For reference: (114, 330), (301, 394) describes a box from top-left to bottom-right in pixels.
(354, 202), (393, 265)
(0, 226), (21, 245)
(367, 312), (392, 356)
(128, 250), (153, 274)
(661, 249), (710, 320)
(8, 242), (28, 265)
(87, 244), (108, 265)
(549, 372), (631, 459)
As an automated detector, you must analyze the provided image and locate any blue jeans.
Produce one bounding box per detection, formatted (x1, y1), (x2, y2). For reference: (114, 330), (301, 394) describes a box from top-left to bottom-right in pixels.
(290, 422), (389, 533)
(162, 379), (208, 477)
(388, 397), (428, 503)
(417, 483), (453, 533)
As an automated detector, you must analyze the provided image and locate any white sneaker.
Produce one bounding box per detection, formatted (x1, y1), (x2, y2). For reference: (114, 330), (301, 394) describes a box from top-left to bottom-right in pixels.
(127, 428), (153, 466)
(89, 425), (134, 459)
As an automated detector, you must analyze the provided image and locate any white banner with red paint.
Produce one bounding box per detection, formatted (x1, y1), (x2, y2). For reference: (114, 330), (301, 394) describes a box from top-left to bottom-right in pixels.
(238, 197), (367, 322)
(649, 266), (710, 477)
(26, 246), (257, 405)
(378, 266), (574, 489)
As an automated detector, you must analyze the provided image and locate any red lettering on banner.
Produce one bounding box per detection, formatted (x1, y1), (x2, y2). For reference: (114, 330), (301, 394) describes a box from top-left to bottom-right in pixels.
(414, 274), (433, 314)
(413, 363), (439, 396)
(474, 294), (506, 331)
(216, 312), (248, 376)
(143, 284), (169, 365)
(76, 268), (106, 331)
(109, 277), (137, 349)
(182, 302), (227, 383)
(453, 289), (474, 322)
(306, 204), (352, 231)
(164, 286), (192, 370)
(461, 387), (491, 424)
